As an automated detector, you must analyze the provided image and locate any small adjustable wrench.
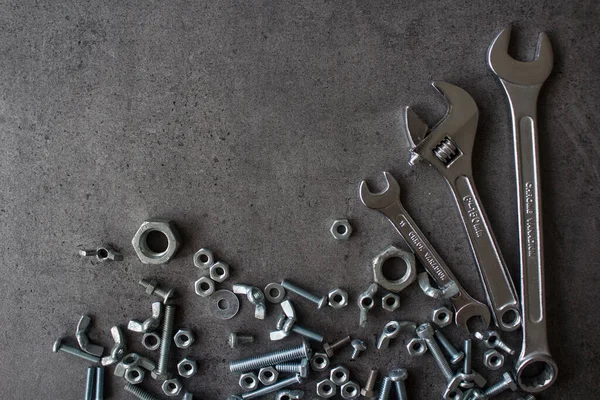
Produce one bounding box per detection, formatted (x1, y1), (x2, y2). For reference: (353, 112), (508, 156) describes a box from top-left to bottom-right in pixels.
(489, 26), (557, 392)
(360, 172), (490, 333)
(405, 82), (521, 332)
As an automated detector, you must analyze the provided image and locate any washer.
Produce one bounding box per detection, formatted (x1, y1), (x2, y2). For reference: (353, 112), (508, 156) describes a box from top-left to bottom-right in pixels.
(209, 290), (240, 320)
(264, 283), (286, 304)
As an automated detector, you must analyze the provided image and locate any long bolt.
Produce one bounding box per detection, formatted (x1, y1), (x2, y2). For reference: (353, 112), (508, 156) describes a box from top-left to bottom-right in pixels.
(281, 280), (327, 309)
(416, 323), (453, 381)
(389, 368), (408, 400)
(53, 338), (100, 364)
(435, 331), (464, 364)
(377, 376), (392, 400)
(290, 324), (324, 342)
(323, 335), (351, 357)
(95, 367), (104, 400)
(229, 332), (255, 348)
(463, 339), (472, 375)
(275, 358), (309, 377)
(85, 367), (95, 400)
(139, 279), (174, 304)
(124, 383), (161, 400)
(361, 369), (379, 398)
(241, 374), (303, 399)
(155, 305), (176, 378)
(483, 372), (517, 398)
(230, 341), (311, 373)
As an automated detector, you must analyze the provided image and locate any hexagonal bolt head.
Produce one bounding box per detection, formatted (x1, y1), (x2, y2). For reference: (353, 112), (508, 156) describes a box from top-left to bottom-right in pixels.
(193, 248), (214, 269)
(239, 372), (259, 391)
(382, 293), (401, 311)
(174, 329), (195, 349)
(316, 379), (337, 398)
(483, 349), (505, 370)
(330, 219), (353, 240)
(407, 338), (428, 356)
(340, 381), (360, 400)
(328, 288), (349, 308)
(330, 365), (350, 386)
(432, 306), (453, 328)
(310, 352), (330, 371)
(258, 366), (279, 385)
(162, 378), (182, 397)
(209, 261), (230, 283)
(177, 358), (198, 378)
(194, 276), (215, 297)
(132, 220), (181, 265)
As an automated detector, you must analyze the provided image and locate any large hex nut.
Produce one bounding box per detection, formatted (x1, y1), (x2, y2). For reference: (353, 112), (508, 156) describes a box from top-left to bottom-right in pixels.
(432, 306), (453, 328)
(174, 329), (195, 349)
(124, 367), (144, 384)
(330, 219), (353, 240)
(195, 276), (215, 297)
(372, 245), (416, 293)
(258, 366), (279, 385)
(340, 381), (360, 399)
(209, 261), (230, 283)
(193, 248), (214, 269)
(330, 365), (350, 386)
(239, 372), (259, 391)
(132, 220), (181, 265)
(483, 349), (505, 370)
(177, 358), (198, 378)
(162, 378), (182, 397)
(382, 293), (401, 311)
(407, 338), (428, 356)
(310, 352), (330, 371)
(328, 288), (349, 309)
(316, 379), (337, 398)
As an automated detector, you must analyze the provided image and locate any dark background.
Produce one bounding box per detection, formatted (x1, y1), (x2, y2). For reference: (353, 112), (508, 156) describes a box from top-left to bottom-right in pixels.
(0, 1), (598, 399)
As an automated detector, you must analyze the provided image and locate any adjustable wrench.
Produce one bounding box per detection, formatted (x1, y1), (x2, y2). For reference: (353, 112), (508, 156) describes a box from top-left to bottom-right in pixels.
(360, 171), (490, 333)
(405, 82), (521, 331)
(489, 26), (557, 392)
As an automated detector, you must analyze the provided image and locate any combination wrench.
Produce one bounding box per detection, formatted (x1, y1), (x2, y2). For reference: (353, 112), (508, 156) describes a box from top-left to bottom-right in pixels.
(488, 26), (557, 392)
(359, 171), (491, 333)
(405, 82), (521, 331)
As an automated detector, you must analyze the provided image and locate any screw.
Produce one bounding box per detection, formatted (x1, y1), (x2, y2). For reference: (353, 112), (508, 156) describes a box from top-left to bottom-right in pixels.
(154, 304), (176, 379)
(388, 368), (408, 400)
(361, 369), (378, 398)
(289, 324), (325, 342)
(416, 323), (453, 381)
(95, 367), (104, 400)
(474, 331), (515, 355)
(229, 332), (255, 348)
(351, 339), (367, 359)
(230, 340), (311, 373)
(273, 314), (324, 342)
(274, 358), (309, 378)
(323, 335), (351, 357)
(241, 374), (303, 399)
(53, 338), (101, 364)
(281, 280), (327, 309)
(85, 367), (95, 400)
(435, 330), (464, 364)
(483, 372), (517, 398)
(377, 376), (392, 400)
(463, 339), (472, 375)
(139, 279), (174, 304)
(124, 383), (161, 400)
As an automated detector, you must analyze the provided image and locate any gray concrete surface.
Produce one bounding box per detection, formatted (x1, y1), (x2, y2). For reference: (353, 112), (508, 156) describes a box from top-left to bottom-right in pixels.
(0, 1), (598, 398)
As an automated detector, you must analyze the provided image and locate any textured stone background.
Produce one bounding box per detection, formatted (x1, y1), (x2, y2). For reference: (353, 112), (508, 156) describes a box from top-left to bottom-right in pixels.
(0, 1), (598, 399)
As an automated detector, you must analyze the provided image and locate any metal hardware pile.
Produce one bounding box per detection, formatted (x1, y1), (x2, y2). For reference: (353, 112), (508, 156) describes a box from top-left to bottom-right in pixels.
(53, 26), (556, 400)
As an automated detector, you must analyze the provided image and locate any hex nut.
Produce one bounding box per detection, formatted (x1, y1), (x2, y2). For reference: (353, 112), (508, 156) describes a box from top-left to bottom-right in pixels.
(372, 245), (417, 293)
(121, 353), (141, 368)
(407, 338), (428, 356)
(382, 293), (401, 311)
(330, 219), (352, 240)
(195, 276), (215, 297)
(330, 365), (350, 386)
(132, 220), (181, 265)
(174, 329), (195, 349)
(209, 261), (230, 283)
(316, 379), (337, 398)
(239, 372), (259, 391)
(340, 381), (360, 400)
(162, 378), (183, 397)
(193, 248), (214, 269)
(432, 306), (453, 328)
(177, 358), (198, 378)
(142, 332), (161, 351)
(124, 367), (144, 384)
(483, 349), (505, 370)
(310, 352), (330, 371)
(328, 288), (349, 309)
(258, 366), (279, 385)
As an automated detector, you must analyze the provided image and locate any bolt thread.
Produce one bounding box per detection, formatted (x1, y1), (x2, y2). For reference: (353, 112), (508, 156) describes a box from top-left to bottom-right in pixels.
(484, 377), (513, 397)
(394, 381), (408, 400)
(238, 335), (255, 343)
(281, 280), (322, 305)
(85, 367), (95, 400)
(292, 325), (324, 342)
(496, 340), (515, 355)
(124, 383), (161, 400)
(241, 374), (302, 399)
(58, 344), (101, 363)
(424, 337), (454, 381)
(330, 336), (352, 352)
(435, 331), (462, 360)
(275, 362), (301, 374)
(377, 377), (392, 400)
(156, 305), (176, 375)
(365, 369), (378, 391)
(463, 339), (472, 374)
(230, 342), (310, 373)
(351, 348), (361, 359)
(94, 367), (104, 400)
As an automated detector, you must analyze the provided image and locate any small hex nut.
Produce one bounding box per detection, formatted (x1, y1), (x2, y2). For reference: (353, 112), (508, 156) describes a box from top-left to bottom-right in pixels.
(258, 366), (279, 385)
(382, 293), (401, 311)
(328, 288), (349, 309)
(124, 367), (144, 384)
(174, 329), (195, 349)
(239, 372), (259, 391)
(132, 220), (181, 265)
(340, 381), (360, 400)
(142, 332), (161, 351)
(407, 338), (427, 356)
(432, 306), (453, 328)
(193, 248), (214, 269)
(483, 349), (505, 370)
(177, 358), (198, 378)
(195, 276), (215, 297)
(121, 353), (141, 368)
(162, 378), (182, 397)
(209, 261), (230, 283)
(310, 352), (330, 371)
(316, 379), (337, 398)
(330, 365), (350, 386)
(330, 219), (352, 240)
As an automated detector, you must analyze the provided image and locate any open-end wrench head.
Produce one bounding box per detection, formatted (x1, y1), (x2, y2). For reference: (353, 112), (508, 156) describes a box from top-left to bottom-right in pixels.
(488, 26), (553, 85)
(453, 298), (491, 334)
(359, 172), (400, 210)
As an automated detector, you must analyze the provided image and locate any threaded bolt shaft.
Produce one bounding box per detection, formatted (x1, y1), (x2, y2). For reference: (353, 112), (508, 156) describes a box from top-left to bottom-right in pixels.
(364, 369), (378, 393)
(241, 374), (303, 399)
(416, 324), (453, 381)
(434, 331), (464, 364)
(275, 362), (301, 373)
(394, 380), (408, 400)
(281, 280), (326, 309)
(156, 305), (176, 377)
(323, 335), (351, 357)
(230, 341), (311, 373)
(124, 383), (161, 400)
(229, 332), (255, 348)
(463, 339), (472, 375)
(94, 367), (104, 400)
(377, 377), (392, 400)
(53, 338), (101, 364)
(85, 367), (95, 400)
(483, 373), (517, 398)
(291, 324), (324, 342)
